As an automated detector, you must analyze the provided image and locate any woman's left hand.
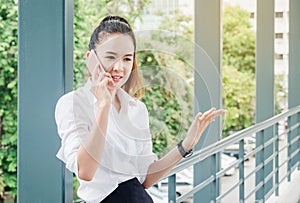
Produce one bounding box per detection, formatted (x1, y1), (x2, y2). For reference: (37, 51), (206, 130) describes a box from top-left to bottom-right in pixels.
(182, 108), (227, 151)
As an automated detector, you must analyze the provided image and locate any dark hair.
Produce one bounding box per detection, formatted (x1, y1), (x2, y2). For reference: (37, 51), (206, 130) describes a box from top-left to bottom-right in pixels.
(88, 16), (143, 98)
(88, 15), (136, 51)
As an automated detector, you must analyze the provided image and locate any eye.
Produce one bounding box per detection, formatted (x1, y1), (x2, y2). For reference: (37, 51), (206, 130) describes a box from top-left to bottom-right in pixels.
(123, 57), (132, 62)
(105, 56), (115, 60)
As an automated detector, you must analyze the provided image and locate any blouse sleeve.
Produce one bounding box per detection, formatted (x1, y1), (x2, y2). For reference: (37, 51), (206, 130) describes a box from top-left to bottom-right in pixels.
(137, 102), (158, 183)
(55, 93), (89, 175)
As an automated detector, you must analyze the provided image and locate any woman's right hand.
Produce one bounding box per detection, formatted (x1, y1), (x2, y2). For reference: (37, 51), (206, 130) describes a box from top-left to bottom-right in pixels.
(90, 65), (116, 107)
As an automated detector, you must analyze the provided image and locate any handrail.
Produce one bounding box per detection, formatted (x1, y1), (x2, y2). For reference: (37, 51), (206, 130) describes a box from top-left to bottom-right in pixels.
(158, 105), (300, 203)
(164, 105), (300, 178)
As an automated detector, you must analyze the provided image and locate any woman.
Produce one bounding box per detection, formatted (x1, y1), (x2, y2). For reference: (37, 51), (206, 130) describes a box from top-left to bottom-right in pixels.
(55, 15), (226, 203)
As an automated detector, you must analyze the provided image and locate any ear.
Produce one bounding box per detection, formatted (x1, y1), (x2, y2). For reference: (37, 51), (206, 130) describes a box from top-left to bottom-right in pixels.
(86, 51), (91, 58)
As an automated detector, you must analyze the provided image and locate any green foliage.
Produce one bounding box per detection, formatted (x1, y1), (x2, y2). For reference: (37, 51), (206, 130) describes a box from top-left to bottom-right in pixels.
(137, 50), (193, 158)
(222, 6), (256, 137)
(223, 6), (256, 74)
(150, 9), (194, 81)
(0, 0), (18, 199)
(141, 78), (192, 158)
(275, 74), (287, 114)
(134, 10), (195, 157)
(222, 6), (287, 135)
(0, 176), (3, 197)
(152, 5), (257, 139)
(222, 66), (255, 137)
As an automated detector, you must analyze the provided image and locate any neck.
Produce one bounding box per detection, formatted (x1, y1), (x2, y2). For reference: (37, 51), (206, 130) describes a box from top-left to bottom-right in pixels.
(112, 93), (121, 112)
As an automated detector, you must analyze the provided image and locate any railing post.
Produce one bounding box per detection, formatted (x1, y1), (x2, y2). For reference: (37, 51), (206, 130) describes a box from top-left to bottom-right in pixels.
(168, 174), (176, 203)
(287, 116), (292, 181)
(239, 139), (245, 202)
(255, 130), (265, 202)
(275, 123), (279, 196)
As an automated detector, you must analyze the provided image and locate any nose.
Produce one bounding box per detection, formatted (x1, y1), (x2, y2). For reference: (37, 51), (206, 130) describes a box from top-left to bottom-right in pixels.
(112, 59), (123, 72)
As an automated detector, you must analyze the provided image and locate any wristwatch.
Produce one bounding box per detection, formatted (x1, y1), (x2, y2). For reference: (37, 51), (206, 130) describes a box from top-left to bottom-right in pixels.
(177, 140), (193, 158)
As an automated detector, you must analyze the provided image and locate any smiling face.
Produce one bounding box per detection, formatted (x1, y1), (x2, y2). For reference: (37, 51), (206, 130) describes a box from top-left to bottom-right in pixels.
(93, 33), (135, 88)
(87, 16), (143, 98)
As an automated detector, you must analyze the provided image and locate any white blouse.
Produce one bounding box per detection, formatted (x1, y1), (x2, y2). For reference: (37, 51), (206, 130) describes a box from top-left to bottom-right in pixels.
(55, 79), (157, 203)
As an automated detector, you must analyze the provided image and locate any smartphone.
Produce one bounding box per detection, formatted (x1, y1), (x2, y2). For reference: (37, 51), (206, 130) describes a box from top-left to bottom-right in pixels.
(86, 49), (105, 76)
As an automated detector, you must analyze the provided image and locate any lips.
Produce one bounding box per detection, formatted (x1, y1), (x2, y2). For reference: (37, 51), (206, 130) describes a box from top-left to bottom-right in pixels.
(111, 75), (123, 83)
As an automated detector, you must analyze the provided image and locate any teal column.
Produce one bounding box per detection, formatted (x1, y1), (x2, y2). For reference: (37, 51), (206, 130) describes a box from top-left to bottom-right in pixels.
(18, 0), (74, 202)
(168, 174), (176, 202)
(255, 0), (274, 202)
(288, 0), (300, 174)
(194, 0), (222, 202)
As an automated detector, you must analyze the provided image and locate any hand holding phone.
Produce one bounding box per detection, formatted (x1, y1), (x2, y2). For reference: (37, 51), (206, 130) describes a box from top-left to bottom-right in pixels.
(86, 49), (105, 77)
(87, 50), (116, 102)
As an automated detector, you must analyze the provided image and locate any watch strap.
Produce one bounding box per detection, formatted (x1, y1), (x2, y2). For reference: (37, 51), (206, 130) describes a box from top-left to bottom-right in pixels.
(177, 140), (193, 158)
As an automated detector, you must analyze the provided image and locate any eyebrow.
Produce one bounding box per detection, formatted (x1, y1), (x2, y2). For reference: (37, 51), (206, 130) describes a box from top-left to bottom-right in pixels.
(105, 51), (133, 57)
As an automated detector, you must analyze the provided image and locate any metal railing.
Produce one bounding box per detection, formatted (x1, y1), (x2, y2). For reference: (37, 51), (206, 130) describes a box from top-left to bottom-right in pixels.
(163, 105), (300, 203)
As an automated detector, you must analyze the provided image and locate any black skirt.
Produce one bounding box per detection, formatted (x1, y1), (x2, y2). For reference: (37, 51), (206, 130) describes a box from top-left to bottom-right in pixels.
(100, 177), (154, 203)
